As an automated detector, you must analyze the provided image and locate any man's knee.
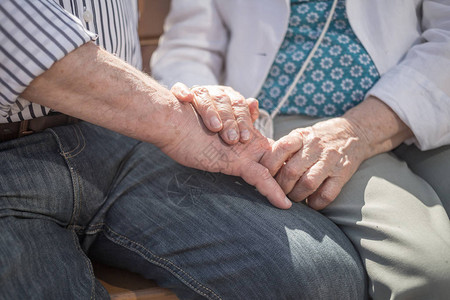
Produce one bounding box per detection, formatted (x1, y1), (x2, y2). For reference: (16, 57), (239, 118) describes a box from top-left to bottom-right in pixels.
(221, 206), (367, 299)
(264, 228), (366, 299)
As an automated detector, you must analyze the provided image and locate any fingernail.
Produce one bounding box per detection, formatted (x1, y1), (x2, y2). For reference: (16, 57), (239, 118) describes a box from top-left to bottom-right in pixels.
(210, 116), (222, 129)
(285, 196), (292, 206)
(227, 129), (238, 141)
(241, 129), (250, 141)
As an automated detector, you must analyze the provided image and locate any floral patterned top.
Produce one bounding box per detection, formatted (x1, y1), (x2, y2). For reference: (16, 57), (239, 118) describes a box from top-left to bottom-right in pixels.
(257, 0), (380, 117)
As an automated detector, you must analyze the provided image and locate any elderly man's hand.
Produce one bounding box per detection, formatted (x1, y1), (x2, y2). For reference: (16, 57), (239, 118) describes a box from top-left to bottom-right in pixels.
(160, 89), (291, 210)
(171, 82), (259, 145)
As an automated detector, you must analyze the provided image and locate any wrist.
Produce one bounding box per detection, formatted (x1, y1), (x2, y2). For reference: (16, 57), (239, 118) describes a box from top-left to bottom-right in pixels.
(337, 116), (374, 160)
(136, 83), (198, 149)
(342, 96), (413, 158)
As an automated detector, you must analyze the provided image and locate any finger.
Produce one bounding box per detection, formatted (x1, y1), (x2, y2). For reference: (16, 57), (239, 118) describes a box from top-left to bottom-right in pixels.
(210, 89), (240, 144)
(227, 89), (253, 143)
(260, 129), (303, 176)
(287, 160), (331, 202)
(307, 176), (344, 210)
(276, 146), (319, 195)
(171, 82), (194, 103)
(191, 87), (223, 132)
(240, 160), (292, 209)
(246, 98), (260, 123)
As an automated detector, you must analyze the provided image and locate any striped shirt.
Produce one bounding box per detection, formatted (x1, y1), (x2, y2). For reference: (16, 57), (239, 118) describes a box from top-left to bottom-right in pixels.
(0, 0), (142, 123)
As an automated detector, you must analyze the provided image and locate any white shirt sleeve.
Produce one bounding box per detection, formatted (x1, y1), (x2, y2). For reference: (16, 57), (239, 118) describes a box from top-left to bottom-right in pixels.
(368, 0), (450, 150)
(0, 0), (97, 107)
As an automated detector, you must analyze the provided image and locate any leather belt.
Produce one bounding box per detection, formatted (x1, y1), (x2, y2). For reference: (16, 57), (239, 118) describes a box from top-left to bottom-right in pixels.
(0, 113), (79, 142)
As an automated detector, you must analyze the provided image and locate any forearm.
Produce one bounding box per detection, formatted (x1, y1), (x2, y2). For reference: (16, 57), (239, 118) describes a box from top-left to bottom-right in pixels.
(20, 42), (186, 148)
(343, 96), (414, 159)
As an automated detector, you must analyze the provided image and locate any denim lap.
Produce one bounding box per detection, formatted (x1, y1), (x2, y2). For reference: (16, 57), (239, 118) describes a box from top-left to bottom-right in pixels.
(0, 217), (109, 299)
(0, 122), (366, 299)
(88, 129), (366, 299)
(0, 122), (138, 298)
(0, 130), (74, 225)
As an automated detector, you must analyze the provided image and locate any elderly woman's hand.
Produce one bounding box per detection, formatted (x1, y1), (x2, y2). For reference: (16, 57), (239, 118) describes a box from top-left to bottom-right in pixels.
(260, 117), (370, 210)
(260, 97), (414, 210)
(171, 82), (259, 145)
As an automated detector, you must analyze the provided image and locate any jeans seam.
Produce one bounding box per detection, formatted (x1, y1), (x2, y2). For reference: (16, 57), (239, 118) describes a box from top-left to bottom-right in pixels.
(85, 223), (104, 234)
(102, 224), (222, 300)
(48, 128), (82, 227)
(70, 229), (97, 300)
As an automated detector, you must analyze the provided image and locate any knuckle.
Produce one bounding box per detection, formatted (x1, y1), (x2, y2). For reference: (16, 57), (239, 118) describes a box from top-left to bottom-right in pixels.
(193, 94), (211, 107)
(287, 189), (304, 202)
(211, 90), (227, 100)
(235, 112), (251, 126)
(265, 164), (278, 177)
(214, 93), (231, 104)
(259, 167), (273, 182)
(300, 176), (318, 191)
(290, 129), (307, 142)
(231, 96), (246, 107)
(216, 103), (237, 122)
(290, 128), (303, 136)
(193, 86), (208, 95)
(324, 148), (340, 161)
(196, 100), (212, 113)
(278, 138), (297, 152)
(320, 192), (335, 204)
(215, 102), (234, 116)
(310, 136), (322, 148)
(283, 165), (299, 180)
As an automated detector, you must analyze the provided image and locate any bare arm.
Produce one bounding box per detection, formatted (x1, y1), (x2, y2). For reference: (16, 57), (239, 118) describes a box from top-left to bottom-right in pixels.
(344, 96), (413, 160)
(21, 42), (181, 148)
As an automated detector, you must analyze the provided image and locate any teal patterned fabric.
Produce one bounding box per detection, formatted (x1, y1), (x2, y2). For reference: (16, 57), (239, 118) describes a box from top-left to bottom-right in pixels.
(257, 0), (380, 117)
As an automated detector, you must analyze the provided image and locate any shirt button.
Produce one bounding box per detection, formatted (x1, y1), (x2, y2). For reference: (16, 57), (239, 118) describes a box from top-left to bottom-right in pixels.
(83, 10), (93, 23)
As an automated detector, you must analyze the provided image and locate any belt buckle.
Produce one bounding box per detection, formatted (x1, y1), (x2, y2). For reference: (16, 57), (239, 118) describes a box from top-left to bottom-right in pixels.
(19, 120), (34, 137)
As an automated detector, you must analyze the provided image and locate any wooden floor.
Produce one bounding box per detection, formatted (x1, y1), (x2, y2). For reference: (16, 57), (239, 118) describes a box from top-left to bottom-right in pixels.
(94, 263), (178, 300)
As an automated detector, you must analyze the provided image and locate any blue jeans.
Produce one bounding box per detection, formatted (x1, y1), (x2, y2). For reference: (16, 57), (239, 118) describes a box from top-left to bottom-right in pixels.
(0, 122), (366, 299)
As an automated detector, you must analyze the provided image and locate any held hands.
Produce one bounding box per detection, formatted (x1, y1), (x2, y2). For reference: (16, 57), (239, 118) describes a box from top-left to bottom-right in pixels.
(170, 83), (371, 210)
(169, 83), (293, 208)
(160, 91), (291, 210)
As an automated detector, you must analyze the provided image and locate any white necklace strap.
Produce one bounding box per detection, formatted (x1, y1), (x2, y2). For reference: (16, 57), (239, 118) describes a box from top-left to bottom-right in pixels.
(269, 0), (339, 119)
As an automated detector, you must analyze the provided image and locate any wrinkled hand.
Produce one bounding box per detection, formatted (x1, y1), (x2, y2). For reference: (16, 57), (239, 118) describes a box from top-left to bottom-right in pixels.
(160, 91), (291, 210)
(261, 117), (370, 210)
(171, 82), (259, 145)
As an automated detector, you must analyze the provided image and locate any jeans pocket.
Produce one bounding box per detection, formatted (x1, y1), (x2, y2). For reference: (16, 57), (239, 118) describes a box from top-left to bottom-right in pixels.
(50, 123), (87, 159)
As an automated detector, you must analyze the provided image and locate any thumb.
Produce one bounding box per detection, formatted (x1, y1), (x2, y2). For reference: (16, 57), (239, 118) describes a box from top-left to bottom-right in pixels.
(171, 82), (194, 102)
